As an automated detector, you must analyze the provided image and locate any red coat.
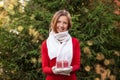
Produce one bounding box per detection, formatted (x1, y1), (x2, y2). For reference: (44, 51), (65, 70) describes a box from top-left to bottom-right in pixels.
(41, 37), (81, 80)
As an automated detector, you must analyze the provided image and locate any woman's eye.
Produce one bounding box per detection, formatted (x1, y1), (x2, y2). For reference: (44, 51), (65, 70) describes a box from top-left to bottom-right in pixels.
(57, 21), (61, 23)
(63, 22), (67, 24)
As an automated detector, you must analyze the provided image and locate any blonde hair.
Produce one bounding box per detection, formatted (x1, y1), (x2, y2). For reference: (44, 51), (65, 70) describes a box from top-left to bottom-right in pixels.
(50, 10), (72, 33)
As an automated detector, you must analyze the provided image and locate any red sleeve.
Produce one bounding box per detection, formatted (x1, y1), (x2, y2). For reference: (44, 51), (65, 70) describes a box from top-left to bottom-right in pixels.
(71, 38), (81, 73)
(41, 41), (53, 75)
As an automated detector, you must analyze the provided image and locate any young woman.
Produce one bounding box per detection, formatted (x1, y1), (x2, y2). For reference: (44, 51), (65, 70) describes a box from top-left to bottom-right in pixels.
(41, 10), (81, 80)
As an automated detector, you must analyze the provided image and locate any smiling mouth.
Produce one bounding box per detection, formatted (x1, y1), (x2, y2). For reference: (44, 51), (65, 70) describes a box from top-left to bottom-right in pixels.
(57, 27), (65, 32)
(61, 27), (64, 30)
(59, 27), (64, 30)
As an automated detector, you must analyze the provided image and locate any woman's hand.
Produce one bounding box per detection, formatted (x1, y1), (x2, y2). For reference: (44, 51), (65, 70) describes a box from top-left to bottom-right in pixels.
(52, 66), (72, 76)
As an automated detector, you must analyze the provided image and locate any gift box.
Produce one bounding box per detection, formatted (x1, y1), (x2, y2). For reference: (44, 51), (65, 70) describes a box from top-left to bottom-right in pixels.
(63, 60), (68, 68)
(56, 61), (62, 68)
(56, 60), (69, 68)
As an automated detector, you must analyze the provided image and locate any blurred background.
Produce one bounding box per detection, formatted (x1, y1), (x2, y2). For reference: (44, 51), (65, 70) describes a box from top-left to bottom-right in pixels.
(0, 0), (120, 80)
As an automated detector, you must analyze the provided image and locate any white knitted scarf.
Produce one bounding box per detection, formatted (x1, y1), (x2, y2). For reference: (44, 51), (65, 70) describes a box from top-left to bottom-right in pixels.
(46, 31), (73, 66)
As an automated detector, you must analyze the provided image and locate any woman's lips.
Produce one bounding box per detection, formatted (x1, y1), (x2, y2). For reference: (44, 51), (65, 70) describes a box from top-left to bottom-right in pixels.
(58, 27), (64, 31)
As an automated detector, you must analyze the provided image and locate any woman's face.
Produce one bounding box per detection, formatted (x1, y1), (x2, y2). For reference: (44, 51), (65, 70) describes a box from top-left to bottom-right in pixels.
(56, 16), (68, 33)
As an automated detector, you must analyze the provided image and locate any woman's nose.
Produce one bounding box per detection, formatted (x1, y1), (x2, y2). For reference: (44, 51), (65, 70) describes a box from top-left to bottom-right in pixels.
(60, 23), (64, 27)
